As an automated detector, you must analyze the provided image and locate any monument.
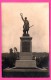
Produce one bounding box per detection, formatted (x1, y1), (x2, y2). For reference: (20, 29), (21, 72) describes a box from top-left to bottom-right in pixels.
(15, 13), (36, 68)
(20, 13), (32, 52)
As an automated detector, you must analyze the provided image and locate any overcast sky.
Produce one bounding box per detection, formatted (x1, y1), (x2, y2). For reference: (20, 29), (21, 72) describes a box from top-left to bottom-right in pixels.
(2, 3), (49, 53)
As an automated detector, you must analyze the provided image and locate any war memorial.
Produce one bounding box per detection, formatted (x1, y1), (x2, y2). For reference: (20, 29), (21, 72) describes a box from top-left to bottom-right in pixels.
(2, 13), (49, 77)
(15, 13), (36, 68)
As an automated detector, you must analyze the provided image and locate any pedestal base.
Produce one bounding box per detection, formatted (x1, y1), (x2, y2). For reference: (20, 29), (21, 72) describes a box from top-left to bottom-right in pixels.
(15, 60), (36, 68)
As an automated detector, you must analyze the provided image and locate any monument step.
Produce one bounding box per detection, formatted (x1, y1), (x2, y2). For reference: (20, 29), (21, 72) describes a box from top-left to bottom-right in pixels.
(20, 52), (32, 56)
(20, 52), (32, 60)
(20, 55), (32, 60)
(15, 60), (36, 68)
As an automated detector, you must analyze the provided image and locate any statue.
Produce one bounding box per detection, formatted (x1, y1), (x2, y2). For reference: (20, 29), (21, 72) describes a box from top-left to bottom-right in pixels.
(20, 13), (29, 35)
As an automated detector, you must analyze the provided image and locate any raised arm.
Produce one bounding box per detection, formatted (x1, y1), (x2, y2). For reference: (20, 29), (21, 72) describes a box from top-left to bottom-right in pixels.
(20, 13), (24, 22)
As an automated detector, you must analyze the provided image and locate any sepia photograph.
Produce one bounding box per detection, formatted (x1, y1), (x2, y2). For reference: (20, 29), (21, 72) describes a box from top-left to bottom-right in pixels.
(2, 3), (49, 77)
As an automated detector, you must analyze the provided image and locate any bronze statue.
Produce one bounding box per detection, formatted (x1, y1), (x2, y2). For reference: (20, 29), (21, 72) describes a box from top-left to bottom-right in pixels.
(20, 13), (29, 35)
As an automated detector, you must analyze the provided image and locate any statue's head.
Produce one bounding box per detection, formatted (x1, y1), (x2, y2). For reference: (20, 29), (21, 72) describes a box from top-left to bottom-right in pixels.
(25, 17), (27, 20)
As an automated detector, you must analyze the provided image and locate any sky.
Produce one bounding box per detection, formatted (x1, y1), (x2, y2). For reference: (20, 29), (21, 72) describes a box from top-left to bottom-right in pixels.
(2, 3), (49, 53)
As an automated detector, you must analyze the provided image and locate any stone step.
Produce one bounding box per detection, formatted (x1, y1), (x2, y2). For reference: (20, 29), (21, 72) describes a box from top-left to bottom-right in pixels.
(20, 52), (32, 60)
(20, 52), (32, 56)
(20, 55), (32, 60)
(15, 60), (36, 68)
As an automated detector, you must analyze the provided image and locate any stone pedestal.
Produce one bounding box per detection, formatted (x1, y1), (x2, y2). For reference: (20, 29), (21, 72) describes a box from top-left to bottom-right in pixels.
(15, 60), (36, 68)
(20, 35), (32, 52)
(15, 35), (37, 68)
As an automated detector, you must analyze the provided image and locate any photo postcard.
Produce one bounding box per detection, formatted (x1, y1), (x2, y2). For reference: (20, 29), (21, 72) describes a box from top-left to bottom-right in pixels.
(2, 2), (49, 77)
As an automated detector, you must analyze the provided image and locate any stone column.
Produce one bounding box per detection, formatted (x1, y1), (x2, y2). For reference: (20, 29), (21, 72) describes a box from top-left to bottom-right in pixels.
(20, 35), (32, 52)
